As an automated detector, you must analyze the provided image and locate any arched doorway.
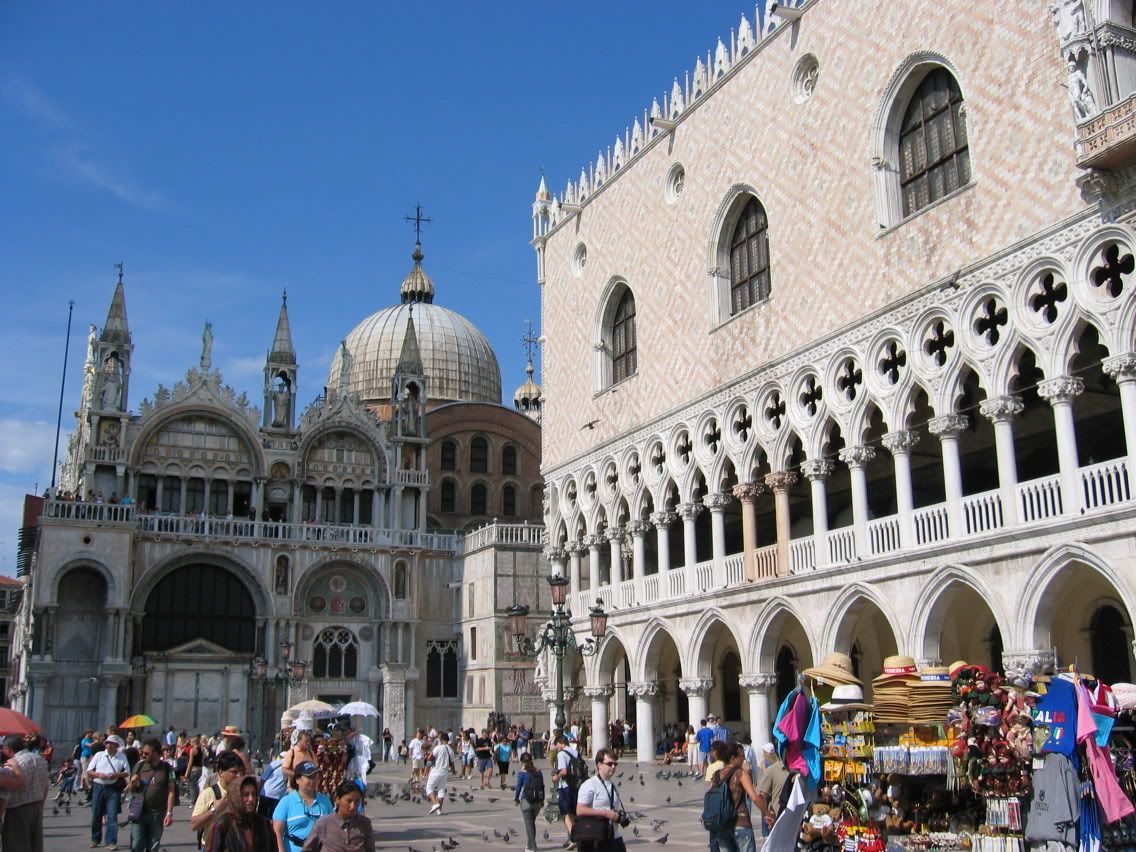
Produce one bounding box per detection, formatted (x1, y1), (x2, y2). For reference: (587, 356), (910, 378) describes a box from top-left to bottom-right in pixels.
(637, 624), (683, 761)
(829, 594), (900, 701)
(921, 578), (1004, 673)
(43, 568), (108, 745)
(690, 617), (746, 728)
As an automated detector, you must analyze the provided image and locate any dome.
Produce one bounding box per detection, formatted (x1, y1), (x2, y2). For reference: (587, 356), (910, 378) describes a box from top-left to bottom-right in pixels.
(328, 246), (502, 405)
(513, 359), (542, 420)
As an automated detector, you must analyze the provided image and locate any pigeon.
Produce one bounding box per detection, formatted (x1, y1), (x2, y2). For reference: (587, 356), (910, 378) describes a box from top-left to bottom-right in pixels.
(494, 829), (505, 839)
(481, 833), (490, 843)
(665, 796), (671, 803)
(488, 797), (498, 803)
(639, 778), (645, 786)
(676, 780), (683, 787)
(629, 796), (635, 802)
(655, 834), (669, 845)
(543, 831), (550, 840)
(633, 826), (640, 836)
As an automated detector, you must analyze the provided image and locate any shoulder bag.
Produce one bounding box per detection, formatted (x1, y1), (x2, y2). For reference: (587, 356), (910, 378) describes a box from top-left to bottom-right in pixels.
(571, 780), (615, 844)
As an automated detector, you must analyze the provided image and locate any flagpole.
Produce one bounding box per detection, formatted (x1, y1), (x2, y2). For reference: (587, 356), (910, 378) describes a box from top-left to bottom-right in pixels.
(50, 300), (75, 491)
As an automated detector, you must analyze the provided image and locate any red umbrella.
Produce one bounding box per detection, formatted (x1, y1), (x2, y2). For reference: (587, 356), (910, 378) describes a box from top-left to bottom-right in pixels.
(0, 709), (42, 737)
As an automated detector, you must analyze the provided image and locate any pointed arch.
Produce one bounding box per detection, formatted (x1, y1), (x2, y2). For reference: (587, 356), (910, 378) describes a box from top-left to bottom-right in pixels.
(634, 617), (683, 682)
(687, 608), (747, 676)
(909, 564), (1009, 662)
(586, 623), (632, 687)
(746, 595), (817, 673)
(822, 582), (905, 657)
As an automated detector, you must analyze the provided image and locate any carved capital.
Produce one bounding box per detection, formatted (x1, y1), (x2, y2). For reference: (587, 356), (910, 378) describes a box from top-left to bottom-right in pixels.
(731, 481), (766, 502)
(1001, 649), (1055, 683)
(544, 546), (567, 564)
(650, 511), (678, 529)
(764, 470), (798, 492)
(979, 395), (1024, 423)
(1077, 167), (1116, 201)
(627, 520), (652, 537)
(703, 491), (734, 512)
(582, 534), (604, 550)
(565, 540), (588, 557)
(1038, 375), (1085, 405)
(800, 459), (835, 482)
(676, 501), (704, 521)
(678, 677), (714, 698)
(882, 429), (920, 455)
(837, 445), (876, 469)
(626, 680), (661, 698)
(604, 526), (627, 545)
(928, 414), (969, 438)
(1104, 353), (1136, 382)
(583, 685), (615, 700)
(737, 672), (777, 693)
(541, 689), (557, 703)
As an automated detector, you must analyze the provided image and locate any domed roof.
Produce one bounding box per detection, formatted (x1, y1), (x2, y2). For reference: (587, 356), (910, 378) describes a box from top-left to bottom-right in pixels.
(513, 360), (542, 409)
(327, 245), (502, 405)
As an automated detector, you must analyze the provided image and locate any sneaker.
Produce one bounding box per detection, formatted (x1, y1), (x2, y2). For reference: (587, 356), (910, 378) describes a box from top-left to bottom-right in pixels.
(107, 846), (118, 851)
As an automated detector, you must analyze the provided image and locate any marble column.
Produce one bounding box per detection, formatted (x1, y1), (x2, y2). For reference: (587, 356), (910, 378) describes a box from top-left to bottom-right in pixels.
(763, 472), (797, 576)
(584, 685), (614, 754)
(566, 541), (585, 596)
(1038, 376), (1085, 515)
(677, 502), (703, 568)
(980, 395), (1025, 526)
(838, 446), (874, 558)
(679, 678), (713, 727)
(704, 493), (732, 562)
(380, 664), (409, 747)
(882, 430), (919, 548)
(98, 676), (121, 729)
(628, 681), (660, 764)
(738, 673), (777, 746)
(583, 534), (604, 589)
(605, 526), (626, 585)
(650, 511), (678, 572)
(927, 414), (968, 538)
(1104, 354), (1136, 471)
(732, 482), (765, 580)
(352, 490), (361, 525)
(800, 459), (833, 568)
(628, 521), (650, 581)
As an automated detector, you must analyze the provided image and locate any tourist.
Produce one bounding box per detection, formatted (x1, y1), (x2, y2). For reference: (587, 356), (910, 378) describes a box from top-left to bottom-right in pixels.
(203, 774), (274, 852)
(707, 742), (761, 852)
(513, 750), (544, 852)
(407, 729), (426, 784)
(281, 731), (317, 787)
(301, 780), (375, 851)
(696, 719), (714, 776)
(123, 731), (141, 768)
(424, 731), (453, 815)
(221, 727), (251, 773)
(78, 730), (96, 795)
(685, 726), (700, 776)
(164, 726), (178, 748)
(574, 748), (627, 852)
(754, 745), (793, 834)
(128, 737), (176, 851)
(704, 740), (729, 782)
(554, 733), (581, 847)
(711, 715), (730, 743)
(190, 751), (245, 846)
(272, 760), (332, 852)
(87, 733), (129, 849)
(494, 734), (513, 791)
(184, 735), (208, 805)
(473, 728), (493, 789)
(258, 753), (288, 820)
(0, 734), (50, 852)
(381, 728), (393, 763)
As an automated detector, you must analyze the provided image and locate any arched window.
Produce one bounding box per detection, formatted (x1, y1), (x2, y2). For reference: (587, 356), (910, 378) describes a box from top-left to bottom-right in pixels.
(502, 445), (518, 476)
(729, 197), (771, 315)
(470, 437), (488, 473)
(898, 68), (970, 218)
(425, 640), (459, 698)
(613, 290), (637, 383)
(503, 485), (517, 517)
(470, 483), (488, 515)
(440, 479), (456, 513)
(312, 627), (359, 679)
(393, 561), (408, 599)
(440, 440), (457, 471)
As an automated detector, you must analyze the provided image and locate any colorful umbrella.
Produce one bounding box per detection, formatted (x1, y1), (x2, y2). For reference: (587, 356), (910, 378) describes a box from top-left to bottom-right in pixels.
(118, 714), (158, 729)
(0, 709), (41, 737)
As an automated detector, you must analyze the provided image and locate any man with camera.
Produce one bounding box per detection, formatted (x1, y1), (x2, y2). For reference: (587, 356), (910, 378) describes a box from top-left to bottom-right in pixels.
(574, 748), (628, 851)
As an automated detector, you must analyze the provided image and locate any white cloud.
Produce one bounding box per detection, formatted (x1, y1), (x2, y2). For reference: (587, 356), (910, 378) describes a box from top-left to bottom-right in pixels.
(224, 355), (266, 379)
(0, 482), (32, 577)
(0, 419), (61, 477)
(2, 78), (72, 130)
(53, 144), (168, 211)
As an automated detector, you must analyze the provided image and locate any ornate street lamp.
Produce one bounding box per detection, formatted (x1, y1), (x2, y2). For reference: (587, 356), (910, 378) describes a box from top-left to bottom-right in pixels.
(509, 574), (608, 733)
(249, 640), (307, 688)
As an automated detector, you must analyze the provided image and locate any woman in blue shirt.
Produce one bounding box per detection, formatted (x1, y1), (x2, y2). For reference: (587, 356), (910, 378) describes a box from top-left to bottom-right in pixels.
(513, 752), (544, 852)
(494, 739), (513, 791)
(272, 761), (332, 852)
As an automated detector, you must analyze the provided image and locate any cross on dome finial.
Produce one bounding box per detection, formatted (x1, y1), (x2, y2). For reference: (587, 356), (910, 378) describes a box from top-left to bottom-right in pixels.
(405, 203), (431, 244)
(522, 320), (539, 365)
(282, 287), (287, 308)
(114, 262), (124, 284)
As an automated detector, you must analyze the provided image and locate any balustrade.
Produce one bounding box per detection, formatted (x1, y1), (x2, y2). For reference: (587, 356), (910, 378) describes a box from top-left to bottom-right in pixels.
(963, 489), (1004, 534)
(827, 528), (856, 565)
(1017, 475), (1062, 523)
(1081, 459), (1130, 510)
(912, 504), (950, 546)
(867, 517), (901, 555)
(789, 539), (815, 573)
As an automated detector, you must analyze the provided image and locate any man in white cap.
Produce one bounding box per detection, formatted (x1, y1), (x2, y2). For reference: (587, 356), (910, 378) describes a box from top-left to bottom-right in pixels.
(87, 734), (129, 849)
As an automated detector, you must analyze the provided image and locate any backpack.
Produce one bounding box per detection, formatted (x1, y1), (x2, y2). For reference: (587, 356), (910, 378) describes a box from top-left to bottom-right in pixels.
(564, 749), (589, 788)
(701, 766), (739, 834)
(196, 784), (224, 848)
(523, 770), (545, 804)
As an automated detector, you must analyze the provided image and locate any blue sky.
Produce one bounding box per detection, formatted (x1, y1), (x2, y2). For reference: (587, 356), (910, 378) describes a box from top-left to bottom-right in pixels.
(0, 1), (760, 573)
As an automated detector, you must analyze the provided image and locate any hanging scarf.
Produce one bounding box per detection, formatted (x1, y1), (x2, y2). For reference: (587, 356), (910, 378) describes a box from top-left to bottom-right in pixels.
(772, 687), (821, 782)
(1073, 676), (1135, 824)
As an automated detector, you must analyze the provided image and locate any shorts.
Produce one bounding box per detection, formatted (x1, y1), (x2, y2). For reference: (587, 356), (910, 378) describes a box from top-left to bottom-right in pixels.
(557, 785), (577, 816)
(496, 760), (510, 776)
(462, 754), (474, 766)
(412, 758), (425, 769)
(425, 770), (448, 797)
(476, 757), (492, 773)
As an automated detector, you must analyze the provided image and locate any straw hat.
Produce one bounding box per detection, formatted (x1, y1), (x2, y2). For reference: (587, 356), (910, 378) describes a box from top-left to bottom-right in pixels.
(222, 725), (242, 737)
(820, 683), (874, 712)
(803, 652), (862, 686)
(948, 660), (970, 679)
(872, 655), (919, 683)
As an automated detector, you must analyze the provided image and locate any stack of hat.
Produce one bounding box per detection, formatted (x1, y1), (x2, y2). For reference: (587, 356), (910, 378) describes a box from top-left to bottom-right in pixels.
(908, 666), (956, 724)
(803, 652), (862, 687)
(872, 655), (920, 723)
(820, 683), (873, 713)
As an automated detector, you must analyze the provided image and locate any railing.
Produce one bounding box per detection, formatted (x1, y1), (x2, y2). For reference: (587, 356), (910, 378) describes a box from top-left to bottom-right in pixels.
(394, 468), (430, 486)
(724, 554), (744, 586)
(912, 504), (949, 546)
(86, 445), (125, 463)
(642, 574), (659, 604)
(42, 501), (135, 524)
(827, 527), (856, 565)
(617, 579), (637, 609)
(666, 569), (685, 599)
(462, 522), (544, 554)
(1082, 459), (1130, 511)
(867, 517), (900, 555)
(1018, 475), (1062, 523)
(594, 585), (613, 611)
(789, 539), (815, 573)
(753, 545), (778, 579)
(962, 489), (1003, 535)
(694, 559), (714, 593)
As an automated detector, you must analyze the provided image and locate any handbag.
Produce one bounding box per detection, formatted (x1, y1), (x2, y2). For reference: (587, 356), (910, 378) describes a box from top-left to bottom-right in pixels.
(571, 816), (613, 843)
(126, 794), (145, 823)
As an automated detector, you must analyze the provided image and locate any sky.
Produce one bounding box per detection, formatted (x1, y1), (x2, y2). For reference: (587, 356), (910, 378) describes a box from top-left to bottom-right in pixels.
(0, 1), (762, 574)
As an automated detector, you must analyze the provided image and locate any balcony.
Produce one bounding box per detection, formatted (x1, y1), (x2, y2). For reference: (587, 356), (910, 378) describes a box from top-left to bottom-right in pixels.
(41, 501), (136, 525)
(86, 445), (126, 464)
(461, 522), (545, 554)
(568, 458), (1134, 616)
(1076, 93), (1136, 169)
(393, 468), (429, 487)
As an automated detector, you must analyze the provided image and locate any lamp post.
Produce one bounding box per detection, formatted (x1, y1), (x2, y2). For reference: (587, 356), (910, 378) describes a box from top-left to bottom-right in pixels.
(250, 640), (309, 752)
(507, 574), (608, 733)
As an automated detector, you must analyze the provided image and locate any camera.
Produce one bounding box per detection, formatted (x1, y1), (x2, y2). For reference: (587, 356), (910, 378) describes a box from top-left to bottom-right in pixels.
(617, 811), (631, 828)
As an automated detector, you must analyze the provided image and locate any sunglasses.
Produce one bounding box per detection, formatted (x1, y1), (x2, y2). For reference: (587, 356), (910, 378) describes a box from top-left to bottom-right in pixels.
(601, 761), (618, 767)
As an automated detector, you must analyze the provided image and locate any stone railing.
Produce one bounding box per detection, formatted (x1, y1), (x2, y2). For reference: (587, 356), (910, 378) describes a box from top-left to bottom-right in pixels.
(461, 522), (545, 554)
(86, 445), (126, 463)
(1076, 93), (1136, 169)
(41, 501), (135, 525)
(393, 468), (430, 487)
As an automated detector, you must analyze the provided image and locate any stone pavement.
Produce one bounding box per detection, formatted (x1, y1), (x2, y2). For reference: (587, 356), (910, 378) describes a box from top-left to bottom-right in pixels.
(40, 759), (716, 850)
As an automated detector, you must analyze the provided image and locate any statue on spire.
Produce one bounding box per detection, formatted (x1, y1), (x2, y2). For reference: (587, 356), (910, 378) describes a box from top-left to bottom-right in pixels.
(200, 321), (214, 370)
(338, 340), (352, 394)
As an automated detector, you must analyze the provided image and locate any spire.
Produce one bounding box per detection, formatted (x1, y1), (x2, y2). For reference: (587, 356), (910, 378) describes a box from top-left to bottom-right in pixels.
(100, 263), (130, 344)
(397, 307), (423, 374)
(400, 242), (435, 304)
(535, 170), (551, 201)
(269, 288), (296, 364)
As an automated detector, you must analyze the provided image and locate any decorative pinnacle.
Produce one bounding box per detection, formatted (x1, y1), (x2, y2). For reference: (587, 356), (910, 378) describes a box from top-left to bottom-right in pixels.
(114, 262), (124, 284)
(522, 320), (539, 365)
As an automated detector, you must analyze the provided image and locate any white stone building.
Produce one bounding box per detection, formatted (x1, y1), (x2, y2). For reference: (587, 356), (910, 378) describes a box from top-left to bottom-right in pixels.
(13, 246), (551, 750)
(534, 0), (1136, 762)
